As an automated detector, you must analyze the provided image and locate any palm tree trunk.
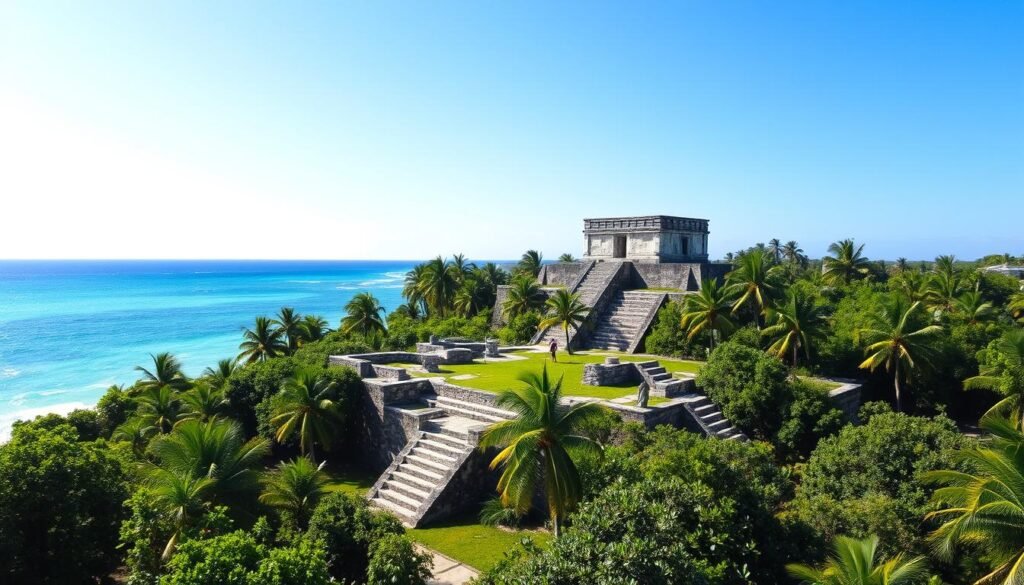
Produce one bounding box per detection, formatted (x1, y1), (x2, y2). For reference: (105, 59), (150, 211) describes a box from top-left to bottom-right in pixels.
(309, 440), (317, 465)
(552, 512), (560, 538)
(894, 360), (903, 413)
(792, 342), (798, 368)
(564, 324), (572, 356)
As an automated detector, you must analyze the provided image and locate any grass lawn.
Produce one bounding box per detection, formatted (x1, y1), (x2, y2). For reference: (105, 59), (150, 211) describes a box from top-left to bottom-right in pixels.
(408, 350), (701, 400)
(322, 464), (377, 496)
(408, 514), (550, 572)
(798, 377), (842, 392)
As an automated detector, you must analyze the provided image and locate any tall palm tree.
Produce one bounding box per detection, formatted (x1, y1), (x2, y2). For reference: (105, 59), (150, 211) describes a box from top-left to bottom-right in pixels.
(786, 535), (926, 585)
(297, 315), (331, 344)
(558, 253), (576, 263)
(822, 239), (871, 285)
(145, 470), (214, 561)
(502, 277), (545, 320)
(964, 330), (1024, 424)
(238, 316), (287, 364)
(859, 300), (943, 412)
(932, 254), (957, 277)
(270, 368), (343, 463)
(402, 263), (428, 313)
(767, 238), (782, 263)
(201, 358), (238, 390)
(273, 307), (303, 353)
(955, 289), (994, 324)
(137, 386), (184, 434)
(517, 250), (544, 278)
(680, 278), (737, 352)
(259, 457), (330, 528)
(341, 292), (386, 338)
(893, 271), (930, 303)
(135, 352), (191, 392)
(112, 416), (157, 457)
(892, 257), (909, 274)
(763, 290), (830, 368)
(538, 289), (590, 355)
(925, 270), (962, 314)
(1011, 292), (1024, 324)
(783, 240), (807, 267)
(479, 262), (510, 288)
(453, 272), (493, 317)
(450, 253), (476, 282)
(727, 250), (781, 327)
(419, 256), (460, 316)
(393, 302), (423, 320)
(179, 382), (227, 422)
(925, 414), (1024, 585)
(479, 366), (606, 537)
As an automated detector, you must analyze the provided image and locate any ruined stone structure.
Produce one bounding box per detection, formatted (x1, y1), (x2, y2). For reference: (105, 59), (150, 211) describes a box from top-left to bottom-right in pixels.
(492, 215), (730, 353)
(583, 215), (710, 263)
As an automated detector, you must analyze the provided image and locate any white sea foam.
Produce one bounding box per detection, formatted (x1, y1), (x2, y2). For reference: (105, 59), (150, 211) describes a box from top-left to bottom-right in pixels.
(383, 271), (407, 279)
(0, 401), (90, 442)
(38, 390), (68, 397)
(0, 368), (20, 379)
(287, 280), (323, 284)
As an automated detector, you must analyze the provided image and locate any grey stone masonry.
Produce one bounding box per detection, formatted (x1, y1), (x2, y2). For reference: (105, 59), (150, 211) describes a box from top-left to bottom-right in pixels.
(586, 291), (665, 352)
(676, 393), (748, 441)
(827, 380), (864, 423)
(534, 261), (625, 348)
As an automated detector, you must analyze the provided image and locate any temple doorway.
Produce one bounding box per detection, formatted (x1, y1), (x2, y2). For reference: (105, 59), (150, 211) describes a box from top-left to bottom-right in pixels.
(613, 235), (627, 258)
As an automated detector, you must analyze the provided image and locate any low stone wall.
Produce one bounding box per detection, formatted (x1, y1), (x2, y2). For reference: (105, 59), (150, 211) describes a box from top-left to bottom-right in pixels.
(828, 381), (864, 423)
(432, 380), (503, 408)
(605, 400), (692, 429)
(354, 378), (436, 472)
(582, 358), (642, 386)
(537, 263), (585, 287)
(631, 263), (696, 290)
(370, 364), (410, 381)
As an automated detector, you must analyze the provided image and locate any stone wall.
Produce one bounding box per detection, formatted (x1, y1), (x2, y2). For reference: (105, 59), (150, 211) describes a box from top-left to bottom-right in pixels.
(353, 377), (437, 472)
(537, 263), (585, 287)
(828, 381), (864, 423)
(419, 448), (500, 525)
(631, 263), (697, 290)
(582, 359), (642, 386)
(604, 400), (692, 429)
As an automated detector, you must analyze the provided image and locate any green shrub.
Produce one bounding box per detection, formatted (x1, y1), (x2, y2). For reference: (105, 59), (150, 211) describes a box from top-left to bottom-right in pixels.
(292, 331), (372, 367)
(417, 314), (491, 341)
(162, 531), (263, 585)
(306, 492), (405, 583)
(643, 301), (697, 357)
(225, 357), (298, 435)
(366, 534), (433, 585)
(96, 384), (137, 437)
(497, 310), (541, 344)
(247, 538), (331, 585)
(696, 340), (791, 440)
(383, 313), (420, 350)
(0, 423), (130, 584)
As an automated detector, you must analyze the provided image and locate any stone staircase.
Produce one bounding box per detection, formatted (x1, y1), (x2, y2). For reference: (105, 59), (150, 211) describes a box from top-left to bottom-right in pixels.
(587, 291), (664, 351)
(634, 359), (686, 397)
(367, 396), (515, 526)
(536, 261), (623, 347)
(679, 393), (747, 441)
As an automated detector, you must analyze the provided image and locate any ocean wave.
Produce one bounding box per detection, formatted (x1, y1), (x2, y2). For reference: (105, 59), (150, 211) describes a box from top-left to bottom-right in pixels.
(336, 284), (403, 291)
(287, 280), (323, 284)
(383, 271), (407, 279)
(0, 401), (90, 442)
(38, 390), (68, 397)
(0, 368), (20, 379)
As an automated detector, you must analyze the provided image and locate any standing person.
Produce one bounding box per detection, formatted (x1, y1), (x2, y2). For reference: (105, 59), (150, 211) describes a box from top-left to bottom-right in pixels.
(549, 338), (558, 362)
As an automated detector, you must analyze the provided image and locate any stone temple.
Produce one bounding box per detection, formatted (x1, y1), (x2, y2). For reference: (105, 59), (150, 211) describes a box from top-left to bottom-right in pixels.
(492, 215), (730, 353)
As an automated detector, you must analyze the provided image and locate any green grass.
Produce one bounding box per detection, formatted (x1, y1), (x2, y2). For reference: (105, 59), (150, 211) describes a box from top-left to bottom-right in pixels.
(407, 350), (701, 400)
(798, 377), (842, 392)
(322, 465), (376, 496)
(408, 514), (550, 571)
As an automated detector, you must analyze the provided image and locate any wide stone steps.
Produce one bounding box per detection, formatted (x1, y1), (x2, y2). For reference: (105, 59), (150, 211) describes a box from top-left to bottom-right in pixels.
(680, 394), (748, 441)
(368, 415), (482, 526)
(586, 290), (663, 351)
(428, 395), (516, 424)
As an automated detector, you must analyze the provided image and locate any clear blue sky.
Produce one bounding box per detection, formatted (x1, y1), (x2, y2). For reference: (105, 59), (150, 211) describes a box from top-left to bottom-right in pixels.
(1, 1), (1020, 261)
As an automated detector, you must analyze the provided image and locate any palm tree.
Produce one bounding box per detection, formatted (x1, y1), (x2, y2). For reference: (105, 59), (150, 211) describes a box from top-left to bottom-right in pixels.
(259, 457), (330, 528)
(858, 300), (943, 412)
(296, 315), (331, 344)
(893, 271), (929, 303)
(822, 239), (871, 285)
(419, 256), (460, 316)
(341, 292), (386, 338)
(925, 414), (1024, 585)
(558, 253), (576, 263)
(763, 290), (830, 368)
(238, 316), (287, 364)
(201, 358), (238, 389)
(270, 368), (343, 463)
(179, 383), (227, 422)
(147, 418), (269, 502)
(479, 262), (510, 288)
(479, 366), (606, 537)
(137, 386), (184, 434)
(517, 250), (543, 278)
(892, 257), (909, 274)
(955, 289), (994, 324)
(453, 272), (494, 317)
(727, 250), (781, 327)
(767, 238), (782, 263)
(402, 264), (428, 313)
(450, 253), (476, 282)
(273, 307), (303, 353)
(502, 277), (545, 320)
(783, 240), (807, 267)
(786, 535), (926, 585)
(393, 302), (423, 320)
(538, 289), (590, 355)
(932, 254), (957, 277)
(135, 352), (191, 392)
(925, 270), (962, 314)
(112, 417), (157, 457)
(1011, 292), (1024, 324)
(680, 278), (737, 352)
(964, 330), (1024, 424)
(145, 469), (214, 561)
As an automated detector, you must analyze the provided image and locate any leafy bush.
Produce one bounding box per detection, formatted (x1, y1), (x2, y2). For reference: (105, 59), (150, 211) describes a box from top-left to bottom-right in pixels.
(643, 300), (698, 357)
(366, 534), (433, 585)
(306, 492), (405, 583)
(255, 365), (361, 450)
(161, 531), (330, 585)
(697, 340), (791, 439)
(785, 406), (966, 557)
(225, 357), (298, 435)
(96, 384), (137, 437)
(0, 423), (130, 584)
(773, 380), (846, 460)
(383, 313), (419, 350)
(246, 538), (331, 585)
(292, 331), (373, 367)
(417, 314), (491, 341)
(497, 310), (541, 344)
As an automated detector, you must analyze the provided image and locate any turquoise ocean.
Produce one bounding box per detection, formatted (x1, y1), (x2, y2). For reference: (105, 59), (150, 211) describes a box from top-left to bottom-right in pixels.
(0, 260), (422, 438)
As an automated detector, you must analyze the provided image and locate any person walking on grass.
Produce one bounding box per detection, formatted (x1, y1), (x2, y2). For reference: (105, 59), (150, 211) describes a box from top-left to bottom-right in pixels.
(549, 338), (558, 362)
